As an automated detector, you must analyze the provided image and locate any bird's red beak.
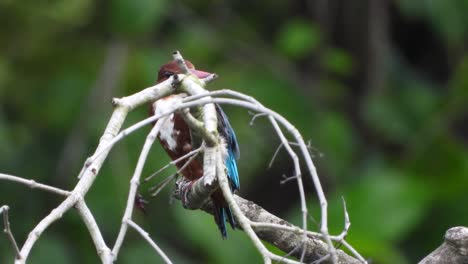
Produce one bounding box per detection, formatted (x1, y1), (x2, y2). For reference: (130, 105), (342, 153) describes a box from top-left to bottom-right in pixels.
(189, 69), (212, 79)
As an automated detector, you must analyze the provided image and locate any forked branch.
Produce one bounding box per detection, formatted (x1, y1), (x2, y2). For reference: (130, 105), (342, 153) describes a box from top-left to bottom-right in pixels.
(0, 51), (366, 264)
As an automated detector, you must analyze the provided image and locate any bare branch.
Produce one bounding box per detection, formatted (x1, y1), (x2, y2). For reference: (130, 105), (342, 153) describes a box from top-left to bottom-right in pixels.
(176, 172), (218, 210)
(180, 108), (217, 146)
(420, 226), (468, 264)
(14, 70), (175, 264)
(144, 145), (202, 183)
(112, 116), (167, 260)
(127, 220), (173, 264)
(248, 111), (268, 126)
(0, 52), (367, 263)
(280, 174), (299, 185)
(0, 173), (70, 196)
(149, 174), (177, 197)
(183, 90), (338, 260)
(215, 150), (274, 263)
(173, 183), (362, 263)
(268, 142), (284, 169)
(1, 206), (21, 260)
(74, 201), (113, 263)
(337, 197), (351, 241)
(172, 50), (190, 74)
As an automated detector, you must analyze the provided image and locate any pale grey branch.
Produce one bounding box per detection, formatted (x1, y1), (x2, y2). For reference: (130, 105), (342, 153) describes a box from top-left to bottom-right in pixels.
(419, 226), (468, 264)
(1, 206), (21, 260)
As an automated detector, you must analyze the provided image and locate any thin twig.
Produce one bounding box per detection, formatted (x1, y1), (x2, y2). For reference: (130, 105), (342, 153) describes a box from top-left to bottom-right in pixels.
(180, 108), (217, 146)
(150, 174), (177, 197)
(175, 149), (202, 177)
(274, 241), (304, 264)
(268, 142), (284, 169)
(0, 50), (366, 263)
(0, 173), (70, 196)
(77, 77), (177, 178)
(215, 150), (273, 264)
(250, 221), (366, 263)
(337, 197), (351, 240)
(280, 174), (298, 184)
(112, 117), (166, 260)
(14, 68), (174, 264)
(248, 111), (268, 126)
(183, 90), (338, 261)
(144, 146), (202, 183)
(1, 206), (21, 259)
(288, 141), (324, 158)
(268, 141), (323, 169)
(127, 220), (173, 264)
(74, 200), (112, 261)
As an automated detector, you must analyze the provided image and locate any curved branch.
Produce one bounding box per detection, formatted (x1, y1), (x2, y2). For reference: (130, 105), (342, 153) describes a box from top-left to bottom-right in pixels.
(112, 117), (168, 261)
(0, 51), (365, 263)
(13, 74), (175, 264)
(184, 89), (336, 260)
(173, 180), (360, 263)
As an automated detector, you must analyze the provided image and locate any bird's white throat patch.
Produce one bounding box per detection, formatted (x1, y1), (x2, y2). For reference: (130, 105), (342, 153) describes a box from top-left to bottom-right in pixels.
(153, 95), (185, 151)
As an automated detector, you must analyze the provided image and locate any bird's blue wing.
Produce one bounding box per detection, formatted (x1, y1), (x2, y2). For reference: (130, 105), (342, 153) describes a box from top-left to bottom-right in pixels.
(215, 104), (240, 190)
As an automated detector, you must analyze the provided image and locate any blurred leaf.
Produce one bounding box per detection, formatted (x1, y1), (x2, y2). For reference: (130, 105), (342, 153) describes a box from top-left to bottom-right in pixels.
(126, 48), (167, 91)
(314, 112), (357, 179)
(40, 0), (92, 26)
(364, 74), (439, 143)
(276, 19), (321, 59)
(109, 0), (168, 36)
(397, 0), (468, 45)
(173, 25), (221, 62)
(40, 71), (90, 130)
(321, 48), (353, 76)
(340, 165), (431, 242)
(326, 164), (432, 263)
(409, 136), (468, 199)
(425, 0), (467, 45)
(0, 58), (9, 94)
(447, 55), (468, 114)
(397, 0), (427, 17)
(350, 237), (409, 264)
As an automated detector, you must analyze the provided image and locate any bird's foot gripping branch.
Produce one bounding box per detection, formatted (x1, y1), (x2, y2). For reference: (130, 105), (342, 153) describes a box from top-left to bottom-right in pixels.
(0, 51), (366, 264)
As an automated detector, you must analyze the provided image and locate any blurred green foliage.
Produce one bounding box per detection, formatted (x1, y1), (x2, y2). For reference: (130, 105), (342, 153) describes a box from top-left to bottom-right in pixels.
(276, 18), (321, 59)
(1, 0), (467, 263)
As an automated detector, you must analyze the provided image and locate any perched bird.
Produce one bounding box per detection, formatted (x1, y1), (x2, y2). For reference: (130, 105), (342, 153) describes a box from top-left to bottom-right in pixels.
(150, 60), (240, 238)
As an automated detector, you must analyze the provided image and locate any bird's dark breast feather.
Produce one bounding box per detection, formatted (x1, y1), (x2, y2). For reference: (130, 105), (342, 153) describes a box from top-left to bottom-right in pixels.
(151, 104), (203, 180)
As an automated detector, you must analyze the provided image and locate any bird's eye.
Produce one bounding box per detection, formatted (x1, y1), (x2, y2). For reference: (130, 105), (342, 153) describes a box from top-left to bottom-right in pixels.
(163, 71), (173, 78)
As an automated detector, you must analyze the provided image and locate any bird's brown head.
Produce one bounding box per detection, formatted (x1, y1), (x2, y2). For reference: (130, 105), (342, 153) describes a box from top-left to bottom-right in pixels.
(157, 60), (212, 83)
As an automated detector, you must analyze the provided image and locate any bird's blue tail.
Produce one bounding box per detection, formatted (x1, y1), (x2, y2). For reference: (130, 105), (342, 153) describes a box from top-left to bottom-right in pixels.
(213, 104), (240, 238)
(213, 202), (236, 239)
(212, 148), (239, 238)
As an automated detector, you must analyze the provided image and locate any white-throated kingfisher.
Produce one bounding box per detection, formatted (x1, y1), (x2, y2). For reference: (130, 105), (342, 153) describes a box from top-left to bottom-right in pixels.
(150, 60), (240, 238)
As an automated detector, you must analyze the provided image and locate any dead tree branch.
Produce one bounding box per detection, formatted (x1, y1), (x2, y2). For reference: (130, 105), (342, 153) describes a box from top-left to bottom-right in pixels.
(1, 205), (21, 260)
(419, 226), (468, 264)
(0, 51), (367, 264)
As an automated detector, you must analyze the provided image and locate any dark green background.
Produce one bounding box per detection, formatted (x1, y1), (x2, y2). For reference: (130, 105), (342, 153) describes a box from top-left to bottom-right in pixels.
(1, 0), (467, 263)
